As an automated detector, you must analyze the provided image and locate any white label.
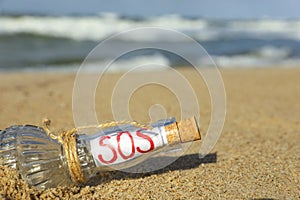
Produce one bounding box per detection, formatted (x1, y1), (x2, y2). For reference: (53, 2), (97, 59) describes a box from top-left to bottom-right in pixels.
(90, 127), (167, 166)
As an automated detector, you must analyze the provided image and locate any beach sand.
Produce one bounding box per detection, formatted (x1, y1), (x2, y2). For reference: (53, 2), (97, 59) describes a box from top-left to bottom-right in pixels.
(0, 68), (299, 199)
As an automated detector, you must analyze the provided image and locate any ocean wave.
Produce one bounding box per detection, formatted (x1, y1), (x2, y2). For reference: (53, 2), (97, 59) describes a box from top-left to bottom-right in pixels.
(1, 15), (300, 42)
(0, 15), (207, 41)
(1, 54), (170, 72)
(254, 46), (291, 58)
(213, 46), (297, 67)
(83, 54), (170, 72)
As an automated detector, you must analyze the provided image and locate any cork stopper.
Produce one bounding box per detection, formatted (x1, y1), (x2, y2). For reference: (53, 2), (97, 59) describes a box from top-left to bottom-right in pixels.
(164, 117), (201, 144)
(177, 117), (201, 143)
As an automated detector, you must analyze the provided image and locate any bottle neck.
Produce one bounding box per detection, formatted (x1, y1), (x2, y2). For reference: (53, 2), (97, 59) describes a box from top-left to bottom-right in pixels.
(75, 138), (98, 180)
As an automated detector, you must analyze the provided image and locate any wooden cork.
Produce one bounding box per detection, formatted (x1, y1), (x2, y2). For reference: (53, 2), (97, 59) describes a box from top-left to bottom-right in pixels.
(177, 117), (201, 142)
(164, 117), (201, 144)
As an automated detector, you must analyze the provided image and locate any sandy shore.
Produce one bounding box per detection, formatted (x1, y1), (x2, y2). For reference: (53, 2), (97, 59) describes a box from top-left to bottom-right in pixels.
(0, 68), (299, 199)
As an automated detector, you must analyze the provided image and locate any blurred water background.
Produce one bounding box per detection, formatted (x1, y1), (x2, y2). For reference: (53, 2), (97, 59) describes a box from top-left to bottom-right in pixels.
(1, 1), (300, 72)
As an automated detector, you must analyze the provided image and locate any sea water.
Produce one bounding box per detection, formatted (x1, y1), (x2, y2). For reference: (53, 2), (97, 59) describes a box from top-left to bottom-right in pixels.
(1, 13), (300, 72)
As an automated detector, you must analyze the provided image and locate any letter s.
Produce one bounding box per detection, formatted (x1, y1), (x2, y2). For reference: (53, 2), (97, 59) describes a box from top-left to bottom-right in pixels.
(98, 135), (117, 164)
(136, 129), (155, 153)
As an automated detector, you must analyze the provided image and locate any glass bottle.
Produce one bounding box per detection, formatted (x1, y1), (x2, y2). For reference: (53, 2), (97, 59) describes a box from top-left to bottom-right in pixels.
(0, 117), (200, 189)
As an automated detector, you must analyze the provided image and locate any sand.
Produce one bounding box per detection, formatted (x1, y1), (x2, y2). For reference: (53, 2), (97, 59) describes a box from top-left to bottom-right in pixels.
(0, 68), (299, 199)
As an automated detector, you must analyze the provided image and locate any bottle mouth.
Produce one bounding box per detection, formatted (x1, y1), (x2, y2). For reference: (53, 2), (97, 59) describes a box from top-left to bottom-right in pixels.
(164, 117), (201, 145)
(177, 117), (201, 143)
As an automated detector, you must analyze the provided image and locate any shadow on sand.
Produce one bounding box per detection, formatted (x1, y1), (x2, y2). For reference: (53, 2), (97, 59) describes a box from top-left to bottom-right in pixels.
(87, 152), (217, 186)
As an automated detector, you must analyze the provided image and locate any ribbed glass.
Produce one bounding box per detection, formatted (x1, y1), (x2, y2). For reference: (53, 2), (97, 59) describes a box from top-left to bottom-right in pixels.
(0, 125), (72, 188)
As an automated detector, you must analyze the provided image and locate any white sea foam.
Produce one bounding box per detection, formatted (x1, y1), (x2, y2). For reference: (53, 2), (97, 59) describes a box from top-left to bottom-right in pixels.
(84, 54), (170, 72)
(2, 15), (300, 41)
(214, 56), (300, 67)
(0, 15), (207, 41)
(256, 46), (291, 59)
(229, 20), (300, 40)
(213, 46), (297, 67)
(17, 54), (170, 73)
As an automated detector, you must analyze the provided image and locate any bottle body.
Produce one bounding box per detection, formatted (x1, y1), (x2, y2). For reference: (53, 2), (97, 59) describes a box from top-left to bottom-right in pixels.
(77, 117), (184, 179)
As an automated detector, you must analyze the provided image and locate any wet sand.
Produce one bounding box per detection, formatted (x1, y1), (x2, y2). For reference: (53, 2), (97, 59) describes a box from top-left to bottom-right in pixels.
(0, 68), (299, 199)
